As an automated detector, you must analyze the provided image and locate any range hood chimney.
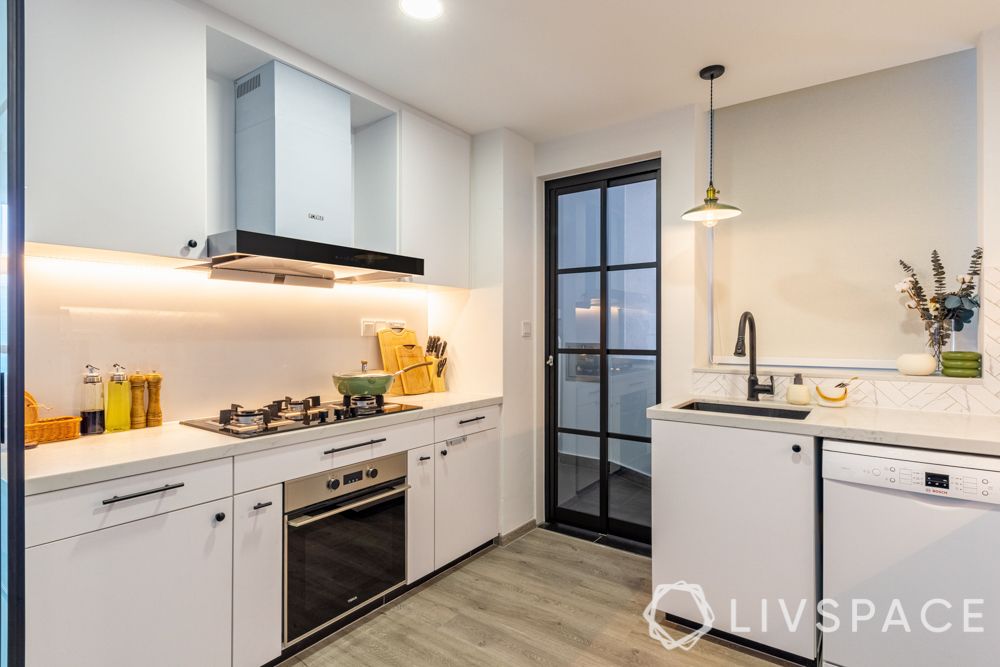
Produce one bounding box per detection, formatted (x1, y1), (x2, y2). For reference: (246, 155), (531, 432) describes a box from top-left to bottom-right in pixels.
(206, 60), (422, 285)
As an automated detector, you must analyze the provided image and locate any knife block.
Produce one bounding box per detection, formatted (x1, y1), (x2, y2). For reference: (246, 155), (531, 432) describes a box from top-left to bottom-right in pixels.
(426, 355), (447, 393)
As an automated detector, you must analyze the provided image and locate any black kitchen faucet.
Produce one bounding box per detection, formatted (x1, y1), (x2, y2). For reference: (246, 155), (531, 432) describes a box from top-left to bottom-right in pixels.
(734, 311), (774, 402)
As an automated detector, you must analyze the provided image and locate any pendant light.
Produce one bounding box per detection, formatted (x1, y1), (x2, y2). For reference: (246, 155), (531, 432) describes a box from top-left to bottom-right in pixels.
(682, 64), (742, 227)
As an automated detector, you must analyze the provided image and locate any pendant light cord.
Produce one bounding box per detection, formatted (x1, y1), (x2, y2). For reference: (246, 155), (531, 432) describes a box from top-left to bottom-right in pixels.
(708, 76), (714, 187)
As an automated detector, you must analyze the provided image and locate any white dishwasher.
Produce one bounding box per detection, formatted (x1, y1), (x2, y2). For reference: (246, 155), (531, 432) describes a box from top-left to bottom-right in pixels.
(823, 440), (1000, 667)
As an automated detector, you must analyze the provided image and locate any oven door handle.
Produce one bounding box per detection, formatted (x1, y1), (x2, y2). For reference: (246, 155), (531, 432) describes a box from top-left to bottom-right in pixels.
(286, 485), (410, 529)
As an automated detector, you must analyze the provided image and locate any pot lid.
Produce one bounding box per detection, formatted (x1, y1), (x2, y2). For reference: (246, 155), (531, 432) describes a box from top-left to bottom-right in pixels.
(336, 360), (392, 379)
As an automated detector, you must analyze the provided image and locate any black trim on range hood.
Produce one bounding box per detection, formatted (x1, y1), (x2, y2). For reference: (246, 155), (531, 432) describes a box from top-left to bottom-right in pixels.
(206, 230), (424, 283)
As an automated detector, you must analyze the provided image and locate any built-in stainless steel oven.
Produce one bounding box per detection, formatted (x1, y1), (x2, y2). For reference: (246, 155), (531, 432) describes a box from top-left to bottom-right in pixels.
(284, 452), (408, 646)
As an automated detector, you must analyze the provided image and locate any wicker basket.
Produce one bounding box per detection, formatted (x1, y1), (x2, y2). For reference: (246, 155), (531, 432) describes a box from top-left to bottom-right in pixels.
(25, 392), (81, 445)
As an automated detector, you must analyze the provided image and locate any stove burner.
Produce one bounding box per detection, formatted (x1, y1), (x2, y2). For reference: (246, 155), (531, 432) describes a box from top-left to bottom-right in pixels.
(182, 396), (421, 438)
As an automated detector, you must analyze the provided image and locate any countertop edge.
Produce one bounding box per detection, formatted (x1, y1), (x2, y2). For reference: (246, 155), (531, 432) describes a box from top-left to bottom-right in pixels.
(24, 395), (503, 496)
(647, 397), (1000, 458)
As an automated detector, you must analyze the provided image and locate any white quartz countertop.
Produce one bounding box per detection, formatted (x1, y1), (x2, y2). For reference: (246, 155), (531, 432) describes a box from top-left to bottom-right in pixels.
(22, 393), (502, 495)
(648, 396), (1000, 456)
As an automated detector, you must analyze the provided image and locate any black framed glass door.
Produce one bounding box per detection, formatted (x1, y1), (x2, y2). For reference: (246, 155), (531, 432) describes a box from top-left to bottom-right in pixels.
(544, 159), (660, 544)
(2, 0), (24, 664)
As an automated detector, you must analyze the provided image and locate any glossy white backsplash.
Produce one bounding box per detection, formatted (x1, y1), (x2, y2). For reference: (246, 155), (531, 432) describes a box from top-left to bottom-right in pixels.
(25, 255), (429, 421)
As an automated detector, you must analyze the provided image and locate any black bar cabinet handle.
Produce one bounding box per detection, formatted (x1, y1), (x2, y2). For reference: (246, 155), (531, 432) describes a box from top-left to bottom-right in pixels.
(102, 482), (185, 505)
(459, 416), (486, 425)
(419, 456), (431, 461)
(253, 501), (273, 510)
(324, 437), (387, 455)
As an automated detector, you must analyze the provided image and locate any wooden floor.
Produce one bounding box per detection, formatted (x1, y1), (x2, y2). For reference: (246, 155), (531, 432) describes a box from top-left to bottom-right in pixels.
(281, 529), (787, 667)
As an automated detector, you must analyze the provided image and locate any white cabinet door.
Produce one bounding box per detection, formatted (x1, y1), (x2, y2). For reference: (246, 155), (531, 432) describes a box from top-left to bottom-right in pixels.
(26, 497), (233, 667)
(399, 109), (471, 288)
(25, 0), (207, 258)
(651, 420), (816, 659)
(407, 444), (436, 583)
(434, 428), (499, 569)
(233, 485), (283, 667)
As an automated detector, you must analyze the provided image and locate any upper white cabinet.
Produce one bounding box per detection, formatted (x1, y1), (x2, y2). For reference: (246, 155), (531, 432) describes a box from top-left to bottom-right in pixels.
(400, 109), (471, 288)
(25, 0), (208, 259)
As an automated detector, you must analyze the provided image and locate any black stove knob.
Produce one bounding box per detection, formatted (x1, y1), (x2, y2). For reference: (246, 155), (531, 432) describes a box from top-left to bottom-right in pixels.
(327, 478), (340, 491)
(366, 467), (379, 479)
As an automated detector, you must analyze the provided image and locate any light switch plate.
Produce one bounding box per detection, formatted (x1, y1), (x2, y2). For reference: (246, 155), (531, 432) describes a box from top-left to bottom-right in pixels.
(521, 320), (532, 338)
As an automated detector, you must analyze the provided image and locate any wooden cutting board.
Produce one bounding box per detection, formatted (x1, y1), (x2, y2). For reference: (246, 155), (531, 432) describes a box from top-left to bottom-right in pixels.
(395, 345), (432, 395)
(377, 328), (418, 394)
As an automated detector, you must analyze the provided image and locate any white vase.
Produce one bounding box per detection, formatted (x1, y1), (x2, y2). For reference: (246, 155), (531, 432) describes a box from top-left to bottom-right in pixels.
(897, 353), (937, 376)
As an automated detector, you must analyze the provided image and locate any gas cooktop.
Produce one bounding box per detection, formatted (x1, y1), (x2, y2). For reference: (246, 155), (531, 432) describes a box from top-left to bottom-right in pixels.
(181, 395), (422, 439)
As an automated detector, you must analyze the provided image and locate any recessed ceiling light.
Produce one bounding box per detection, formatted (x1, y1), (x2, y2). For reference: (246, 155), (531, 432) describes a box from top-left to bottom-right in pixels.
(399, 0), (443, 21)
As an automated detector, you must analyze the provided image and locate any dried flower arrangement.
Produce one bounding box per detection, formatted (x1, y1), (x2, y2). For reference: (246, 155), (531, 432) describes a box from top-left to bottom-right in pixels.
(895, 247), (983, 365)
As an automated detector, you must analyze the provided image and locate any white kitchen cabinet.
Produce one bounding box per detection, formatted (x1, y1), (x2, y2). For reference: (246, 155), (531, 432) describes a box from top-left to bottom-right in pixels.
(233, 485), (283, 667)
(407, 444), (436, 583)
(434, 428), (500, 568)
(399, 109), (471, 287)
(25, 0), (208, 259)
(651, 420), (816, 659)
(26, 497), (233, 667)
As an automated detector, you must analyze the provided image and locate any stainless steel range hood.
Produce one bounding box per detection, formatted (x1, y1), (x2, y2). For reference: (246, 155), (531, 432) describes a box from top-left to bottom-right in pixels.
(205, 60), (422, 287)
(206, 230), (423, 288)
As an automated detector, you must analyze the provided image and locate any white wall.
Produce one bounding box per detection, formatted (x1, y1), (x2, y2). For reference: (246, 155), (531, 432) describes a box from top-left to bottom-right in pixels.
(712, 50), (978, 364)
(25, 255), (428, 420)
(499, 130), (538, 534)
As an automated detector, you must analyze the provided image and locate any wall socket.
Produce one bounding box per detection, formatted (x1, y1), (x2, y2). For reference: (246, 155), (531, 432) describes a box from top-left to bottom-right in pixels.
(361, 319), (407, 336)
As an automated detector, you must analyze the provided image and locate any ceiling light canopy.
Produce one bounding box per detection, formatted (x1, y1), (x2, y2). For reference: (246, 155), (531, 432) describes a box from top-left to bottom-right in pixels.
(399, 0), (443, 21)
(682, 64), (742, 228)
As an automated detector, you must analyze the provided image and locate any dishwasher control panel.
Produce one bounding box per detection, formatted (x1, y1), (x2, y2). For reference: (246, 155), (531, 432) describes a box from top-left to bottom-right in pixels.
(824, 449), (1000, 505)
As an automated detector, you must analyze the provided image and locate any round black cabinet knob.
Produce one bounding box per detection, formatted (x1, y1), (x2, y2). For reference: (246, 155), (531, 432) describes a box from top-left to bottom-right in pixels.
(792, 444), (802, 453)
(327, 478), (341, 491)
(215, 512), (226, 522)
(441, 449), (448, 457)
(367, 467), (379, 479)
(187, 239), (199, 248)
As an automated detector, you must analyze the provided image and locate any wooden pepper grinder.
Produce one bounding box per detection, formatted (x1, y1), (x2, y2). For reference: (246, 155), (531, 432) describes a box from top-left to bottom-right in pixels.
(129, 372), (147, 429)
(146, 371), (163, 427)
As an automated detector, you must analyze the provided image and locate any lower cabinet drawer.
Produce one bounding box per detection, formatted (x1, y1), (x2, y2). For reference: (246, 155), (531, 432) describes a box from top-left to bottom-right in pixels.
(26, 458), (233, 547)
(434, 404), (501, 442)
(234, 418), (435, 492)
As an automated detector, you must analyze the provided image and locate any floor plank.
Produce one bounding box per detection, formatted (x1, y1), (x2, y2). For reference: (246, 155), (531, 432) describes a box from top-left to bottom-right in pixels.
(284, 529), (789, 667)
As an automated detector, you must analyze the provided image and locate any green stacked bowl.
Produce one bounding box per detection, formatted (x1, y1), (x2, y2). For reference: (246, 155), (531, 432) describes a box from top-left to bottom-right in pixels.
(941, 351), (982, 378)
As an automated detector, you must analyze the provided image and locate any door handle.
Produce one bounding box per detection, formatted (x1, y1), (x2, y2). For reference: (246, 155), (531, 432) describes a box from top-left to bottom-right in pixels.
(253, 501), (273, 510)
(286, 485), (409, 528)
(458, 416), (485, 425)
(546, 355), (554, 367)
(446, 436), (467, 447)
(419, 455), (431, 461)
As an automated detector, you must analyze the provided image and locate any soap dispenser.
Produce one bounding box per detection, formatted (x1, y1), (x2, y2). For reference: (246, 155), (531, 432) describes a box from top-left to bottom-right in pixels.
(106, 363), (131, 432)
(786, 373), (811, 406)
(80, 364), (106, 435)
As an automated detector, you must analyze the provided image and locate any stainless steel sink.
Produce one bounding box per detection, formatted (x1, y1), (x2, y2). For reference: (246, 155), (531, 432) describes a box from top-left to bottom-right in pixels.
(676, 401), (811, 420)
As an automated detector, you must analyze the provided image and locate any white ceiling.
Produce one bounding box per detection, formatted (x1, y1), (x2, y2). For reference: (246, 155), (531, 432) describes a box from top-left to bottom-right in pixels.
(201, 0), (1000, 142)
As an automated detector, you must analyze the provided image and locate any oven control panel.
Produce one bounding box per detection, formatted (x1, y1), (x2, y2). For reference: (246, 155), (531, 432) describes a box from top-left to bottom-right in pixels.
(824, 449), (1000, 505)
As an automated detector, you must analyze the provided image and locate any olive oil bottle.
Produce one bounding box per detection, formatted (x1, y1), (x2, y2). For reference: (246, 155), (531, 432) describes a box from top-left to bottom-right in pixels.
(106, 363), (131, 433)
